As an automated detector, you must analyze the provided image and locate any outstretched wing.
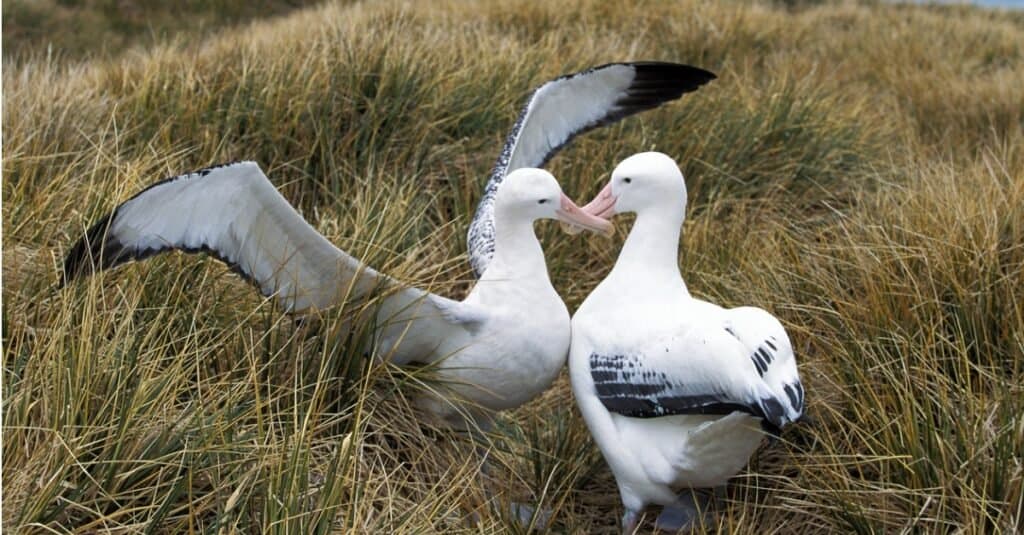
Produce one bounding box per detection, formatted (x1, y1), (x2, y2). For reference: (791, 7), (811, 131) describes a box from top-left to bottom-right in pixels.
(63, 162), (485, 362)
(467, 62), (717, 277)
(588, 314), (802, 433)
(64, 162), (369, 311)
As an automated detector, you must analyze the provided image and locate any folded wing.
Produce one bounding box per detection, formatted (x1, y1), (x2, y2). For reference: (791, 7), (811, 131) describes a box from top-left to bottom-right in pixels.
(588, 317), (801, 434)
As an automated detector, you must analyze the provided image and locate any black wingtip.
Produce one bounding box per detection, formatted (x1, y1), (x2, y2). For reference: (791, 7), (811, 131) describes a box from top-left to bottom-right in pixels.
(760, 418), (783, 438)
(588, 61), (717, 126)
(632, 61), (717, 84)
(763, 408), (815, 441)
(61, 211), (126, 287)
(624, 62), (717, 103)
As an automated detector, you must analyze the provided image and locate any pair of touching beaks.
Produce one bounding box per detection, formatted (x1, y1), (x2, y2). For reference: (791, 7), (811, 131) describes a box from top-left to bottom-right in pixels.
(559, 181), (618, 237)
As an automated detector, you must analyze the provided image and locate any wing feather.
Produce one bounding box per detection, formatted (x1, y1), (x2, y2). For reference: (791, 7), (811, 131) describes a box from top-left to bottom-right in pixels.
(64, 161), (374, 311)
(589, 315), (801, 432)
(467, 62), (716, 276)
(63, 162), (485, 362)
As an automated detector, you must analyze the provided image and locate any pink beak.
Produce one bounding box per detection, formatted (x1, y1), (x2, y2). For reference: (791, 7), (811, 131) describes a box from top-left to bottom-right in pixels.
(556, 192), (614, 236)
(581, 182), (617, 219)
(564, 182), (617, 236)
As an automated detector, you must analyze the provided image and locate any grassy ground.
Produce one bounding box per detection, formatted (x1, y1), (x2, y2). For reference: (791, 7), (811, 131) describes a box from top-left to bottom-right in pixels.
(3, 0), (1022, 532)
(2, 0), (326, 63)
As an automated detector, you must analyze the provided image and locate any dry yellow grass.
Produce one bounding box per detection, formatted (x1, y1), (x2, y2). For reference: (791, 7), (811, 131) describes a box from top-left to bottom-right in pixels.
(3, 0), (1022, 532)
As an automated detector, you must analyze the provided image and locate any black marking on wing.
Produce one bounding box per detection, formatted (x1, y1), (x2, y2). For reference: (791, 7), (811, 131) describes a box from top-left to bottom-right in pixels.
(751, 350), (767, 377)
(466, 88), (535, 276)
(783, 380), (806, 414)
(590, 352), (784, 432)
(784, 383), (799, 410)
(62, 161), (256, 288)
(748, 337), (780, 378)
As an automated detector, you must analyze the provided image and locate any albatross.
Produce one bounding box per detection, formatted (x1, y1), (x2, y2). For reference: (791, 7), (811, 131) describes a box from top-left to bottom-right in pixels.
(66, 163), (612, 424)
(62, 63), (716, 428)
(569, 152), (805, 533)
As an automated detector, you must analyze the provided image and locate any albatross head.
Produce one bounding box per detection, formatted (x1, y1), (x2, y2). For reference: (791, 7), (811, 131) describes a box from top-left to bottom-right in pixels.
(579, 151), (687, 220)
(495, 168), (613, 235)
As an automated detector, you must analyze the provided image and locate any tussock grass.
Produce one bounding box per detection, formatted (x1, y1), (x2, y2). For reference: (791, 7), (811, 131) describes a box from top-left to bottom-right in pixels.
(4, 0), (1023, 532)
(1, 0), (327, 63)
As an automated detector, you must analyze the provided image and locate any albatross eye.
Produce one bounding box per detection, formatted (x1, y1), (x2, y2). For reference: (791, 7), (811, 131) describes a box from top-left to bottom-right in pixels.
(537, 199), (548, 204)
(623, 177), (632, 184)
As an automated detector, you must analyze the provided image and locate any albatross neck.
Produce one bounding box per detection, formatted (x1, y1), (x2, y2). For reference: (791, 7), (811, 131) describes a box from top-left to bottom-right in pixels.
(607, 204), (687, 291)
(481, 216), (551, 284)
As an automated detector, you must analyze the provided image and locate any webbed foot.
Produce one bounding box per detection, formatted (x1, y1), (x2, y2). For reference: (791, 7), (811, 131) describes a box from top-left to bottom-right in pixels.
(509, 501), (552, 530)
(654, 489), (713, 533)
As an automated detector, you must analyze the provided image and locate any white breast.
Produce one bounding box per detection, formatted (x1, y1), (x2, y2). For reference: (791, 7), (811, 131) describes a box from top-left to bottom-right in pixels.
(569, 274), (772, 509)
(442, 276), (570, 412)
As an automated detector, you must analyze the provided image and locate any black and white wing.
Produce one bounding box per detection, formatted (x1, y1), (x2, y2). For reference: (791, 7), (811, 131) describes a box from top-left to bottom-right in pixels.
(62, 162), (485, 362)
(588, 311), (802, 434)
(63, 161), (377, 310)
(723, 306), (805, 420)
(466, 62), (717, 277)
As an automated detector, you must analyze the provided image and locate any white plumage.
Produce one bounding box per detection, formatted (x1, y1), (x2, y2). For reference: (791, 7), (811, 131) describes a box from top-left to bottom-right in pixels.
(569, 152), (804, 532)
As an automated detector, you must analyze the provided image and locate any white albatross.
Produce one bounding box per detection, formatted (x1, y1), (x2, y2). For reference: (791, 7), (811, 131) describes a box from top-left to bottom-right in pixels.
(568, 152), (805, 533)
(63, 165), (609, 427)
(62, 64), (716, 428)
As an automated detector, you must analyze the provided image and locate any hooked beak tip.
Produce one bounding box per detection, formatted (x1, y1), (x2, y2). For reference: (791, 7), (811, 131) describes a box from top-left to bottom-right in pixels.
(557, 192), (613, 236)
(579, 182), (617, 220)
